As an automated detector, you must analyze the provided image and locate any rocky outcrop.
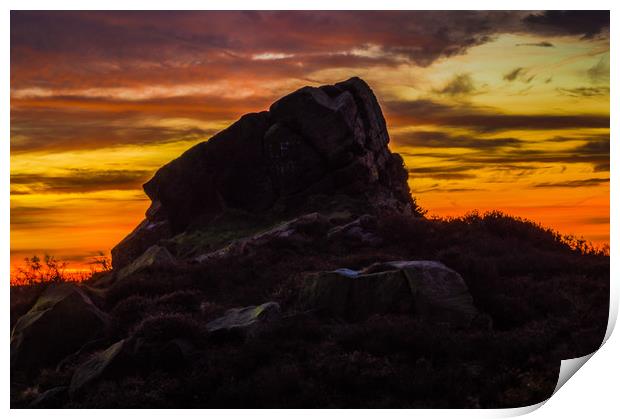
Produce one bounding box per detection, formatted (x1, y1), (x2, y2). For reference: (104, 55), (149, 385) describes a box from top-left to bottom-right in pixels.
(112, 77), (414, 269)
(301, 261), (479, 326)
(11, 283), (109, 373)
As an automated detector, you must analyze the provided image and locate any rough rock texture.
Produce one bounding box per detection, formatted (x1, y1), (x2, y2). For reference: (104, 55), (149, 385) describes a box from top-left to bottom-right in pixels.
(112, 217), (172, 273)
(117, 244), (176, 280)
(70, 339), (129, 395)
(194, 213), (330, 263)
(206, 302), (281, 336)
(112, 77), (414, 269)
(301, 261), (479, 326)
(326, 214), (382, 246)
(70, 336), (196, 395)
(11, 284), (109, 373)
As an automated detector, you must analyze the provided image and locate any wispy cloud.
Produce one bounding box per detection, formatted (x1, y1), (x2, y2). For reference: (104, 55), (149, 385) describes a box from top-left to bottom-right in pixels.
(503, 67), (525, 82)
(11, 169), (152, 193)
(587, 56), (610, 84)
(515, 41), (554, 47)
(533, 177), (609, 188)
(408, 169), (477, 180)
(394, 131), (522, 149)
(385, 99), (609, 132)
(557, 87), (609, 97)
(433, 73), (478, 97)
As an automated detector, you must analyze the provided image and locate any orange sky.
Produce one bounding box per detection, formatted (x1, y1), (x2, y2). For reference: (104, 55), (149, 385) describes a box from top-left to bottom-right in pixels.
(10, 11), (610, 279)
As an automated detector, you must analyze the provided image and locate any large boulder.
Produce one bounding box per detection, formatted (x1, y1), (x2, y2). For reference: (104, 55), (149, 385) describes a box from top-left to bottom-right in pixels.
(301, 261), (479, 326)
(112, 77), (414, 269)
(11, 283), (109, 373)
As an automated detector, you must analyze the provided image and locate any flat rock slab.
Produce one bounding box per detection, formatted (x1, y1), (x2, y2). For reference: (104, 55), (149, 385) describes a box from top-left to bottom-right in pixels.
(301, 261), (479, 326)
(327, 214), (382, 246)
(117, 244), (176, 280)
(70, 336), (197, 395)
(70, 339), (128, 395)
(206, 302), (281, 336)
(11, 283), (109, 374)
(194, 213), (329, 263)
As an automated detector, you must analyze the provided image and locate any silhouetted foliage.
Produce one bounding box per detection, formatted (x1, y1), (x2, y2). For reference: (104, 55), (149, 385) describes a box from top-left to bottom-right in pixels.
(88, 251), (112, 273)
(14, 254), (69, 285)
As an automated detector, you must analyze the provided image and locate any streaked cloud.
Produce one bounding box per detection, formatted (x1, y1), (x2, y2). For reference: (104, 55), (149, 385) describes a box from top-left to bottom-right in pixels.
(11, 169), (152, 193)
(503, 67), (526, 82)
(587, 56), (610, 83)
(522, 10), (609, 38)
(515, 41), (554, 47)
(394, 131), (522, 149)
(557, 86), (610, 97)
(433, 73), (479, 97)
(533, 177), (609, 188)
(385, 99), (609, 131)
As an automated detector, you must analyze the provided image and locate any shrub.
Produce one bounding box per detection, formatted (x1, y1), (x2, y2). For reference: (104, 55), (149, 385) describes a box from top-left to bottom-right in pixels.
(155, 290), (203, 312)
(133, 313), (205, 343)
(13, 254), (70, 285)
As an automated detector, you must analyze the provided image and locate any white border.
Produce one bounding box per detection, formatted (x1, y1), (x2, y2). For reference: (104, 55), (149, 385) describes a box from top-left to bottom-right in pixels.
(3, 2), (617, 417)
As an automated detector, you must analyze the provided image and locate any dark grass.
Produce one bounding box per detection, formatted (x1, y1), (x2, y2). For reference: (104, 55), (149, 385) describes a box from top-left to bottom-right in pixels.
(10, 211), (609, 408)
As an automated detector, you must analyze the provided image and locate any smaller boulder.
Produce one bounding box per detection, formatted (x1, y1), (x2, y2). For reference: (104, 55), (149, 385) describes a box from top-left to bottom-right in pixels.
(69, 339), (129, 395)
(372, 261), (479, 326)
(206, 302), (281, 337)
(111, 212), (172, 270)
(301, 268), (412, 319)
(301, 261), (479, 326)
(11, 283), (109, 374)
(327, 214), (382, 246)
(116, 244), (176, 280)
(70, 336), (197, 395)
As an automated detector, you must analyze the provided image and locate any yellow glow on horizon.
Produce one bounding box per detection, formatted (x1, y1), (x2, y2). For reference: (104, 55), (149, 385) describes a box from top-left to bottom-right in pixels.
(10, 30), (609, 280)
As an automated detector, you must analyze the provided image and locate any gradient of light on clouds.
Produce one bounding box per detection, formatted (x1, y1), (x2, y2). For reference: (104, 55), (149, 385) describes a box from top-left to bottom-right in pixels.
(10, 10), (610, 277)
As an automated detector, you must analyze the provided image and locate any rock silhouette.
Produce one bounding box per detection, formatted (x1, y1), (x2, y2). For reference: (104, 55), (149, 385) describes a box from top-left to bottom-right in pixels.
(112, 77), (415, 269)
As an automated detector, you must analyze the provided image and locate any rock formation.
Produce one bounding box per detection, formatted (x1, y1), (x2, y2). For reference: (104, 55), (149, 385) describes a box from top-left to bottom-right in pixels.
(112, 77), (415, 269)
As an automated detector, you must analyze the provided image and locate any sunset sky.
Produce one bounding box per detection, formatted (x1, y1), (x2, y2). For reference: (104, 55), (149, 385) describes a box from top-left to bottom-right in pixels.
(10, 11), (610, 277)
